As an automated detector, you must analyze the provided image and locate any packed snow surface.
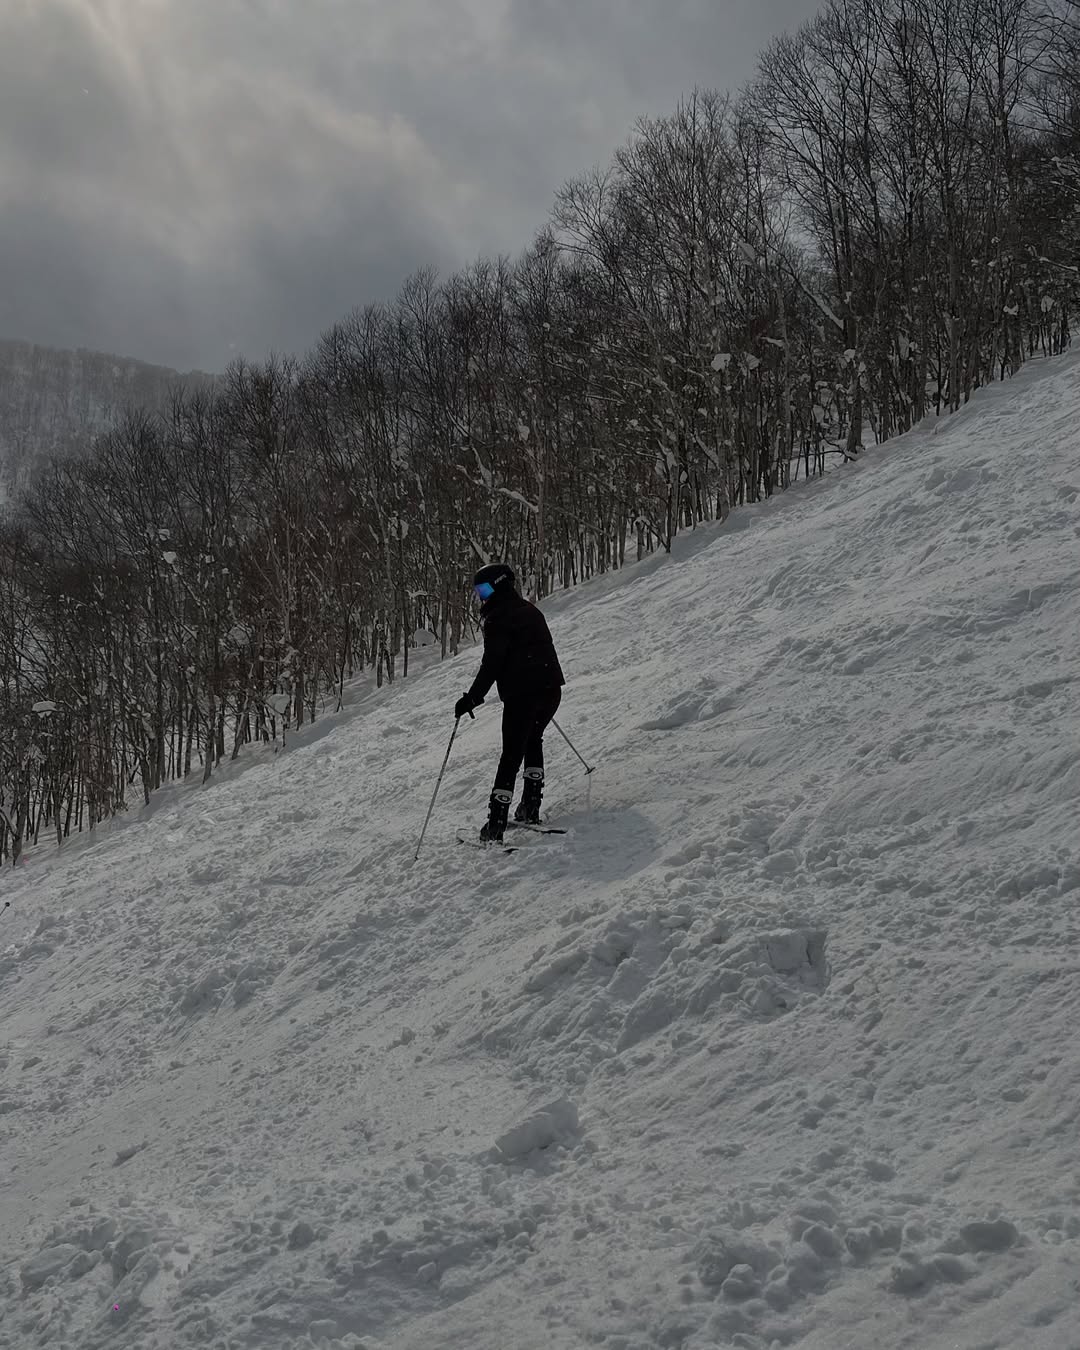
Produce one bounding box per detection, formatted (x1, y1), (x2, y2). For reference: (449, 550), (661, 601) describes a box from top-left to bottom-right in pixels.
(2, 355), (1080, 1350)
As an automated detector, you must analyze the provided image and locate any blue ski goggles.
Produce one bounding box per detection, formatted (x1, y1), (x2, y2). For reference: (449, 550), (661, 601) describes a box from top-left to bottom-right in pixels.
(474, 581), (496, 601)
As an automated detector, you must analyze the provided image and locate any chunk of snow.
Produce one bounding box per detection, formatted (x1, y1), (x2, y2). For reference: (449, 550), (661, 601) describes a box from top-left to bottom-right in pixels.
(21, 1245), (83, 1290)
(493, 1098), (579, 1161)
(736, 238), (760, 266)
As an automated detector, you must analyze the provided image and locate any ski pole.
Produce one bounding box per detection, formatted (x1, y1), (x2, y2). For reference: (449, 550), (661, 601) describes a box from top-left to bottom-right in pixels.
(551, 718), (595, 775)
(413, 707), (472, 861)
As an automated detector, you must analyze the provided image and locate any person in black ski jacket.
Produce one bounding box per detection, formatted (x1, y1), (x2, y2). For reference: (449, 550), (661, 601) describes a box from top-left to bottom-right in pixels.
(454, 563), (565, 842)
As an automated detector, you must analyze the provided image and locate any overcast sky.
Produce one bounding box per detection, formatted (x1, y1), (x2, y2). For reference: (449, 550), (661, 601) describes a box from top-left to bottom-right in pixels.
(0, 0), (817, 373)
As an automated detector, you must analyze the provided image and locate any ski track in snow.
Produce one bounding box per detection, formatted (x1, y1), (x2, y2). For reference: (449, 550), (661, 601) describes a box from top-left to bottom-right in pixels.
(2, 353), (1080, 1350)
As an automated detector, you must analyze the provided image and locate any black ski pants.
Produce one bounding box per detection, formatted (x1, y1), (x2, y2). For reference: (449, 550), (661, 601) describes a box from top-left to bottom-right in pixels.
(493, 689), (562, 796)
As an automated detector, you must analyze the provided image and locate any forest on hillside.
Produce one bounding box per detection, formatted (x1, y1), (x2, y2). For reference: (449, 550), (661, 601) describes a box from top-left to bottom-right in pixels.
(2, 0), (1079, 861)
(0, 339), (207, 493)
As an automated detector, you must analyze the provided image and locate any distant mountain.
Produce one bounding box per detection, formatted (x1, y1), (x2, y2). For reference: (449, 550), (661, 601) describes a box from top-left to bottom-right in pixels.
(0, 338), (213, 495)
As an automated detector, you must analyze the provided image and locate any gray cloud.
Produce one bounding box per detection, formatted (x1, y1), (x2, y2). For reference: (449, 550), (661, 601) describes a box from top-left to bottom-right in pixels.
(0, 0), (818, 371)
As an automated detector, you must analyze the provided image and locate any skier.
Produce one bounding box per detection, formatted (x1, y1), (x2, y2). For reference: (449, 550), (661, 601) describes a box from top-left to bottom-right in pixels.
(455, 563), (565, 842)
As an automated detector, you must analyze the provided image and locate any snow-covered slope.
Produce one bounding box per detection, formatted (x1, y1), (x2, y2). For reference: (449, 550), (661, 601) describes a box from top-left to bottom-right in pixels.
(2, 355), (1079, 1350)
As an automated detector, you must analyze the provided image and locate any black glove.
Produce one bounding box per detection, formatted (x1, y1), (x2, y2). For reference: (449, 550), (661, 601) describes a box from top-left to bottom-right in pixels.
(455, 693), (479, 720)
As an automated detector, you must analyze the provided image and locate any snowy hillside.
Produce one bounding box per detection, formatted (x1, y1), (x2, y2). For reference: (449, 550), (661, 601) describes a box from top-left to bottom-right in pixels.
(0, 339), (210, 491)
(2, 353), (1079, 1350)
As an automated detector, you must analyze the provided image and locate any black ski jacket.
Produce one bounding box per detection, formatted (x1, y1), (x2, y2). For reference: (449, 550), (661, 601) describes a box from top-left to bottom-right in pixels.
(467, 590), (565, 705)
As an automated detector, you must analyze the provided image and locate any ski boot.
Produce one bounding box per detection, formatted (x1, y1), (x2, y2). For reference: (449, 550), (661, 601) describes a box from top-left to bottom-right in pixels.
(480, 789), (513, 843)
(514, 767), (544, 825)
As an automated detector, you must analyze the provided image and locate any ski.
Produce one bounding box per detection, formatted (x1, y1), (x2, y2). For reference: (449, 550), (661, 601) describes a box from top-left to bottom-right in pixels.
(506, 822), (567, 835)
(457, 836), (518, 854)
